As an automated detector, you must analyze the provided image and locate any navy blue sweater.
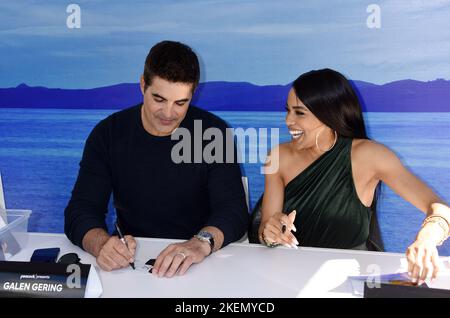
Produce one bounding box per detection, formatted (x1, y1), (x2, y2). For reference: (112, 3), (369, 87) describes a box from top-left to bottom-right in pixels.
(64, 104), (249, 249)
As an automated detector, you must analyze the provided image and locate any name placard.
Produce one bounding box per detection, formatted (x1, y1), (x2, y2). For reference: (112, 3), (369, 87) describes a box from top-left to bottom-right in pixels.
(0, 261), (90, 298)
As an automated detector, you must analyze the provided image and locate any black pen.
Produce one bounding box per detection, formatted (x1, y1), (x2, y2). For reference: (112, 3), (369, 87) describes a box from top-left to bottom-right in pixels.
(115, 221), (135, 270)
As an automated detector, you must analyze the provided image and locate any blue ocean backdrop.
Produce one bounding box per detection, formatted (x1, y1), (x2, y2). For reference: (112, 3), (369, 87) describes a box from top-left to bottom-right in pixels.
(0, 108), (449, 255)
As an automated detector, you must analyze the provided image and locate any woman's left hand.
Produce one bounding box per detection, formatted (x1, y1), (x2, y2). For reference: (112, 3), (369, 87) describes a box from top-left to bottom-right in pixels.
(406, 225), (443, 285)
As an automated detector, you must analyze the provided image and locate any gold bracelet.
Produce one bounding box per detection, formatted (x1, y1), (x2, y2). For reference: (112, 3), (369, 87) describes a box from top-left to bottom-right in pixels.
(422, 215), (449, 246)
(435, 214), (450, 229)
(423, 215), (450, 233)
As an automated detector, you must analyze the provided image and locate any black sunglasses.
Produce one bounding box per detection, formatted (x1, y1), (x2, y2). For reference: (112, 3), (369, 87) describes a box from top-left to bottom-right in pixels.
(57, 253), (81, 265)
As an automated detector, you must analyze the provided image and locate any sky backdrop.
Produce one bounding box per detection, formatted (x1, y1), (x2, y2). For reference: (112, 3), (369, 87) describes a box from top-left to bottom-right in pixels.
(1, 0), (450, 88)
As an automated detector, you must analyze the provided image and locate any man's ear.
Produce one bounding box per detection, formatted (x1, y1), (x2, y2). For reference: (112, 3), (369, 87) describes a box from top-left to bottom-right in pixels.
(140, 75), (146, 95)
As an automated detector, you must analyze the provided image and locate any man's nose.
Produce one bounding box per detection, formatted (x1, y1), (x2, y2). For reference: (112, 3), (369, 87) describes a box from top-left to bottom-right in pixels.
(162, 104), (173, 119)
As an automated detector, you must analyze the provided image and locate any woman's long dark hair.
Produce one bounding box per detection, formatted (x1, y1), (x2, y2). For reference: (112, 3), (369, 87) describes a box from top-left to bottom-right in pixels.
(293, 68), (367, 139)
(292, 68), (384, 251)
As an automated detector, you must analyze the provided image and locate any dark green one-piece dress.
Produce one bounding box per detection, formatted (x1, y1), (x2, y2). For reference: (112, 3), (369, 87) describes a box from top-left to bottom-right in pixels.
(249, 136), (383, 251)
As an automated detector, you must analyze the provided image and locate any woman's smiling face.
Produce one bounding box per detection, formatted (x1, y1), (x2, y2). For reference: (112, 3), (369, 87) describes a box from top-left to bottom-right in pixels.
(285, 88), (326, 150)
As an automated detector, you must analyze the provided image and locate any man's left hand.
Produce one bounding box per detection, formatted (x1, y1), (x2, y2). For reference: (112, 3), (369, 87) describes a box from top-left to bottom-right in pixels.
(152, 238), (211, 278)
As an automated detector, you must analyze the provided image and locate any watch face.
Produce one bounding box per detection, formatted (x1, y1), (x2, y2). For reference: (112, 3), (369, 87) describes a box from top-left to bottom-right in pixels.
(197, 231), (213, 240)
(196, 231), (214, 255)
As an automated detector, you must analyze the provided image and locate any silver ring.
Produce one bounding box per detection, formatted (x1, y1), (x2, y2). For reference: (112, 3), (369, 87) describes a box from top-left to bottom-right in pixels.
(176, 252), (187, 260)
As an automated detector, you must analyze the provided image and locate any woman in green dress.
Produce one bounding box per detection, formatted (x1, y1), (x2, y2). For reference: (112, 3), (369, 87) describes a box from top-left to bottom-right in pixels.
(255, 68), (450, 285)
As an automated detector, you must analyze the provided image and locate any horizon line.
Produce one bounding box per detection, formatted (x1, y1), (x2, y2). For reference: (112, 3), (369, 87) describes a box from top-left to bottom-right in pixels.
(2, 77), (450, 90)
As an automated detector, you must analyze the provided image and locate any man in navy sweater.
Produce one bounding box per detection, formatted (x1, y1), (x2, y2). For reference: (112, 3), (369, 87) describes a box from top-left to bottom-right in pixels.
(64, 41), (249, 277)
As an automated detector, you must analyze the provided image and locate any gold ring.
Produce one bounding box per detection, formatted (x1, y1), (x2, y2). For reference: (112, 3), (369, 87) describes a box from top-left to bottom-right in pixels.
(176, 252), (187, 260)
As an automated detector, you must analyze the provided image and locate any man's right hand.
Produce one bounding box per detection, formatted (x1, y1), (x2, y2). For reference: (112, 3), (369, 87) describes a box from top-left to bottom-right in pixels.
(82, 228), (136, 271)
(96, 235), (136, 271)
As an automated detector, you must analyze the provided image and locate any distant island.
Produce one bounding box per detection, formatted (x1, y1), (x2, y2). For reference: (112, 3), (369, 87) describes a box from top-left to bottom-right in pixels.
(1, 79), (449, 112)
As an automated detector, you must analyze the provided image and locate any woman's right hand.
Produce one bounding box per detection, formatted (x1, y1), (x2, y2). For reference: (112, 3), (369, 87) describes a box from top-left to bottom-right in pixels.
(260, 210), (299, 248)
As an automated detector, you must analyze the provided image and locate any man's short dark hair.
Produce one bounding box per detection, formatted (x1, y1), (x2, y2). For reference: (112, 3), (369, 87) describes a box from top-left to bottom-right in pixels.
(143, 41), (200, 92)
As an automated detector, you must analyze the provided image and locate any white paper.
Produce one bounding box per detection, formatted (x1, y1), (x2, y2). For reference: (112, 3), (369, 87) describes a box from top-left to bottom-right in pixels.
(0, 214), (6, 230)
(85, 265), (103, 298)
(348, 272), (411, 295)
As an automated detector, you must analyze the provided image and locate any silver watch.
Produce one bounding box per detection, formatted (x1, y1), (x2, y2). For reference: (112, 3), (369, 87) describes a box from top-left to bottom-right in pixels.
(194, 230), (215, 255)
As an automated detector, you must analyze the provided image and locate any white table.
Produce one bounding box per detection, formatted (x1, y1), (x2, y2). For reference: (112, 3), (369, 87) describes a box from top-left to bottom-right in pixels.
(9, 232), (450, 298)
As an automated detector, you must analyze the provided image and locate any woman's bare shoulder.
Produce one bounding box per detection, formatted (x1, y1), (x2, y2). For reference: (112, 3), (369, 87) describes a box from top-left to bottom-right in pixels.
(268, 142), (294, 158)
(352, 138), (398, 164)
(265, 142), (298, 174)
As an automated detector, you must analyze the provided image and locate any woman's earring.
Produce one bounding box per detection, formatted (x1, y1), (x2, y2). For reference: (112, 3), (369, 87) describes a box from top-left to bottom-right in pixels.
(316, 129), (337, 152)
